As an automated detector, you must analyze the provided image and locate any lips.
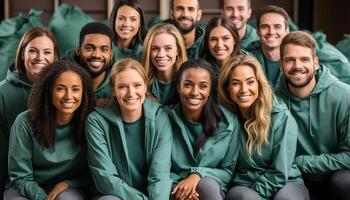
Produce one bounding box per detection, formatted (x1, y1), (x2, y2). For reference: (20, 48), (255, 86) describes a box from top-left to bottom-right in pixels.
(31, 62), (47, 68)
(88, 59), (104, 69)
(187, 97), (202, 105)
(60, 101), (75, 109)
(237, 94), (252, 102)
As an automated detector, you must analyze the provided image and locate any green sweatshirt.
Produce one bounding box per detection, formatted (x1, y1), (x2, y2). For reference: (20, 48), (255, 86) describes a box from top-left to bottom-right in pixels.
(240, 24), (259, 50)
(167, 104), (241, 191)
(113, 42), (143, 62)
(186, 23), (205, 60)
(150, 80), (178, 106)
(233, 97), (303, 200)
(61, 49), (112, 100)
(8, 111), (90, 200)
(85, 99), (173, 200)
(247, 42), (282, 88)
(0, 68), (31, 194)
(275, 65), (350, 174)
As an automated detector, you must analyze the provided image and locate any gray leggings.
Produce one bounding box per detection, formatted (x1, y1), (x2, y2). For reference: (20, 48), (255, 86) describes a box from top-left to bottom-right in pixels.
(196, 177), (225, 200)
(92, 195), (122, 200)
(225, 183), (309, 200)
(4, 187), (88, 200)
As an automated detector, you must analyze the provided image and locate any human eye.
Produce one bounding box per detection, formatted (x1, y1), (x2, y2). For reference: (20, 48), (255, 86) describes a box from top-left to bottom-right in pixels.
(199, 83), (208, 89)
(183, 82), (192, 88)
(72, 86), (81, 93)
(247, 79), (255, 86)
(44, 50), (53, 55)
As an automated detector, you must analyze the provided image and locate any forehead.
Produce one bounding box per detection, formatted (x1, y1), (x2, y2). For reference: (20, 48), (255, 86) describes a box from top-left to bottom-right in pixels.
(55, 71), (82, 85)
(115, 68), (144, 83)
(260, 12), (286, 25)
(231, 64), (255, 78)
(282, 44), (314, 58)
(209, 26), (231, 36)
(224, 0), (249, 8)
(26, 36), (54, 48)
(82, 34), (111, 46)
(173, 0), (199, 8)
(117, 5), (140, 17)
(182, 67), (211, 81)
(152, 33), (177, 45)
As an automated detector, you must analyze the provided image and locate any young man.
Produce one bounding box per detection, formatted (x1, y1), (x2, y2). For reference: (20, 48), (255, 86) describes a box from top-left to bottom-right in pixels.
(276, 31), (350, 200)
(222, 0), (259, 49)
(63, 22), (114, 103)
(248, 5), (289, 87)
(170, 0), (204, 59)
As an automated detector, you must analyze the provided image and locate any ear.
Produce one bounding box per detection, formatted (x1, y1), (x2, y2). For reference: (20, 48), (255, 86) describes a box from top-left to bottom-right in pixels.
(314, 56), (319, 69)
(170, 9), (174, 19)
(75, 47), (81, 56)
(247, 8), (252, 19)
(197, 8), (203, 21)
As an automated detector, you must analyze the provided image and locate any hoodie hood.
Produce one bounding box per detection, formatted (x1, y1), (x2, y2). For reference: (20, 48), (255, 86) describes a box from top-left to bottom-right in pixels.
(4, 65), (31, 89)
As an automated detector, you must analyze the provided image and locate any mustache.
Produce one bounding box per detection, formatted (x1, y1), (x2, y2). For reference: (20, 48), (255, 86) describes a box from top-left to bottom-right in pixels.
(288, 68), (307, 74)
(178, 16), (193, 21)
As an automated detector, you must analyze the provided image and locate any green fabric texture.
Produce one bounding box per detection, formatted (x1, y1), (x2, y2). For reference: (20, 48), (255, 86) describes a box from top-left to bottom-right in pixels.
(113, 42), (143, 62)
(240, 24), (259, 50)
(276, 65), (350, 174)
(86, 99), (173, 200)
(9, 111), (90, 200)
(49, 3), (94, 55)
(0, 67), (31, 196)
(247, 41), (282, 88)
(186, 23), (206, 60)
(167, 104), (241, 191)
(0, 9), (44, 81)
(336, 34), (350, 62)
(232, 97), (303, 200)
(150, 80), (178, 106)
(310, 31), (350, 84)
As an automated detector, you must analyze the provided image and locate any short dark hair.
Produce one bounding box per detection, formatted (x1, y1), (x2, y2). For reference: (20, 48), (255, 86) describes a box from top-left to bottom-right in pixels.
(171, 0), (201, 9)
(256, 5), (289, 29)
(110, 0), (147, 47)
(28, 60), (94, 148)
(79, 22), (114, 47)
(280, 31), (317, 59)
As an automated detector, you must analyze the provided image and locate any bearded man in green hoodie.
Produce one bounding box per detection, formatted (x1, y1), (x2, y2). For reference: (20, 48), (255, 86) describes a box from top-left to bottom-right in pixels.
(276, 31), (350, 200)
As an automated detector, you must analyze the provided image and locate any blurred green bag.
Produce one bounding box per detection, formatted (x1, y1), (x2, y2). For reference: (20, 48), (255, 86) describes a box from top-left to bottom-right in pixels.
(336, 34), (350, 62)
(0, 9), (44, 81)
(49, 3), (94, 55)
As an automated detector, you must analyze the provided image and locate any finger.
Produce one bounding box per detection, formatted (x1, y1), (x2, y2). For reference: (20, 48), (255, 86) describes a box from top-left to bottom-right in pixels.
(172, 183), (181, 194)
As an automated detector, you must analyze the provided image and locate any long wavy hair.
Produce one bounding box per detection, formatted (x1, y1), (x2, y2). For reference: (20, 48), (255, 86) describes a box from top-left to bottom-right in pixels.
(15, 27), (60, 76)
(175, 59), (221, 148)
(28, 60), (94, 149)
(141, 23), (187, 88)
(110, 0), (147, 48)
(218, 55), (273, 155)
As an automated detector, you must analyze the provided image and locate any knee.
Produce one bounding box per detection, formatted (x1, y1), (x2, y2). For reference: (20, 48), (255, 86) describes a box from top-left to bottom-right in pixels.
(54, 189), (86, 200)
(225, 186), (260, 200)
(95, 195), (121, 200)
(329, 170), (350, 190)
(196, 177), (220, 192)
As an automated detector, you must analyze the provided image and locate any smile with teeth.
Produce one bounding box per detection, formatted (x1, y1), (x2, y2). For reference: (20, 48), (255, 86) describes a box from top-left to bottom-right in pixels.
(155, 59), (169, 66)
(238, 94), (252, 102)
(121, 28), (132, 33)
(124, 97), (139, 104)
(88, 60), (104, 68)
(32, 62), (47, 67)
(215, 49), (227, 55)
(188, 97), (202, 105)
(60, 101), (75, 108)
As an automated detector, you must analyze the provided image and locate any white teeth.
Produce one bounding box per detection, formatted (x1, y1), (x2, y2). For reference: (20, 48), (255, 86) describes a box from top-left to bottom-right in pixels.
(61, 102), (74, 108)
(89, 61), (103, 68)
(125, 98), (138, 103)
(32, 63), (46, 67)
(188, 98), (201, 104)
(238, 95), (251, 102)
(156, 60), (168, 65)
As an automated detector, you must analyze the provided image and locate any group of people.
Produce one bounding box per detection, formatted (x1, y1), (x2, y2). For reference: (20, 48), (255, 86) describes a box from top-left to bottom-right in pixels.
(0, 0), (349, 200)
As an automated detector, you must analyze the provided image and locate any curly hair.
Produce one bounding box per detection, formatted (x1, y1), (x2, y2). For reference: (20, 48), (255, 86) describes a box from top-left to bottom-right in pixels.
(218, 55), (273, 155)
(28, 60), (94, 149)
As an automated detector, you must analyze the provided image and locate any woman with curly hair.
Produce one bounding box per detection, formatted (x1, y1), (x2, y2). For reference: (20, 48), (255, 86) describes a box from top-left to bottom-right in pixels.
(5, 60), (94, 200)
(141, 23), (187, 105)
(218, 55), (308, 200)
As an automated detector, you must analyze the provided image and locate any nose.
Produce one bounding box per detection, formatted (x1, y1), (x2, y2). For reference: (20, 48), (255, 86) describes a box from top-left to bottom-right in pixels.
(127, 86), (135, 95)
(241, 83), (248, 93)
(191, 85), (199, 96)
(65, 88), (72, 99)
(35, 51), (44, 61)
(92, 49), (101, 58)
(232, 8), (239, 17)
(217, 39), (223, 47)
(267, 27), (275, 35)
(158, 48), (166, 57)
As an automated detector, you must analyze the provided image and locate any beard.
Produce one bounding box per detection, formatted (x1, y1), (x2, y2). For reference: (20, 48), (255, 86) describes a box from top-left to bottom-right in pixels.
(172, 17), (197, 34)
(79, 56), (110, 78)
(285, 68), (315, 88)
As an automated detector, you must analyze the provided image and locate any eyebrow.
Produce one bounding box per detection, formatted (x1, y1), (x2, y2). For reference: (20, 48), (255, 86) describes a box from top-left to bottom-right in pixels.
(231, 76), (255, 81)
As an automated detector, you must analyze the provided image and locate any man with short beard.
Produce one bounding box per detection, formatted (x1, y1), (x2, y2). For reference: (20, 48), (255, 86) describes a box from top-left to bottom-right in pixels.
(169, 0), (205, 59)
(276, 31), (350, 200)
(64, 22), (114, 103)
(222, 0), (259, 49)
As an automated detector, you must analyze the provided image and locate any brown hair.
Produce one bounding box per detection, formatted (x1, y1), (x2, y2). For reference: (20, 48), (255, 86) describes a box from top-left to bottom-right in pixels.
(256, 5), (289, 29)
(280, 31), (317, 59)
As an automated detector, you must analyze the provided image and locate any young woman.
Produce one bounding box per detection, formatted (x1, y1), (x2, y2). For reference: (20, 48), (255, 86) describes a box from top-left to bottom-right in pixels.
(141, 23), (187, 105)
(201, 16), (242, 70)
(5, 60), (94, 200)
(110, 0), (147, 61)
(168, 59), (241, 200)
(218, 55), (308, 200)
(86, 58), (172, 200)
(0, 27), (59, 195)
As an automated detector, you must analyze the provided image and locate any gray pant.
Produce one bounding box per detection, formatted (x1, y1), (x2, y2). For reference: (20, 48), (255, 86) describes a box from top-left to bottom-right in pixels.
(4, 187), (88, 200)
(225, 183), (309, 200)
(92, 195), (122, 200)
(196, 177), (224, 200)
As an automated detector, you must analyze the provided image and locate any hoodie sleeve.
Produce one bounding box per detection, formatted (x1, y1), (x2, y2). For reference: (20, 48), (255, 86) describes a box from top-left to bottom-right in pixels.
(8, 113), (47, 200)
(85, 112), (148, 200)
(252, 110), (299, 199)
(147, 110), (173, 200)
(295, 105), (350, 173)
(189, 129), (240, 190)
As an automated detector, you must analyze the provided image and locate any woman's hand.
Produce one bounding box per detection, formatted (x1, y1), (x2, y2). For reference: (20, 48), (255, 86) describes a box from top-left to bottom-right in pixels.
(172, 173), (201, 200)
(45, 181), (69, 200)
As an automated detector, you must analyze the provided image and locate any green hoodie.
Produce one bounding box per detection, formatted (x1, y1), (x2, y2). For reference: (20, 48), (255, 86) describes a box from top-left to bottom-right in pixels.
(85, 99), (172, 200)
(9, 111), (90, 200)
(186, 23), (205, 60)
(247, 41), (282, 88)
(167, 104), (241, 191)
(275, 65), (350, 174)
(62, 49), (112, 100)
(113, 42), (143, 62)
(240, 24), (259, 50)
(0, 68), (31, 194)
(150, 80), (178, 106)
(232, 97), (303, 200)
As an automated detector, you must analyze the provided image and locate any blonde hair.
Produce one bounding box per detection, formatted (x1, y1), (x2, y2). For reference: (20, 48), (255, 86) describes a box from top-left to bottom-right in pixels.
(218, 55), (273, 155)
(141, 23), (187, 88)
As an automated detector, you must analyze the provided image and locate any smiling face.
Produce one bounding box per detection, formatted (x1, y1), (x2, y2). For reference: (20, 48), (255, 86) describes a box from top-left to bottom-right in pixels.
(257, 12), (289, 50)
(150, 33), (178, 77)
(223, 0), (251, 31)
(115, 5), (141, 43)
(208, 25), (236, 64)
(52, 71), (83, 124)
(112, 68), (147, 119)
(228, 64), (259, 116)
(178, 67), (211, 121)
(77, 33), (113, 77)
(23, 36), (55, 82)
(171, 0), (202, 34)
